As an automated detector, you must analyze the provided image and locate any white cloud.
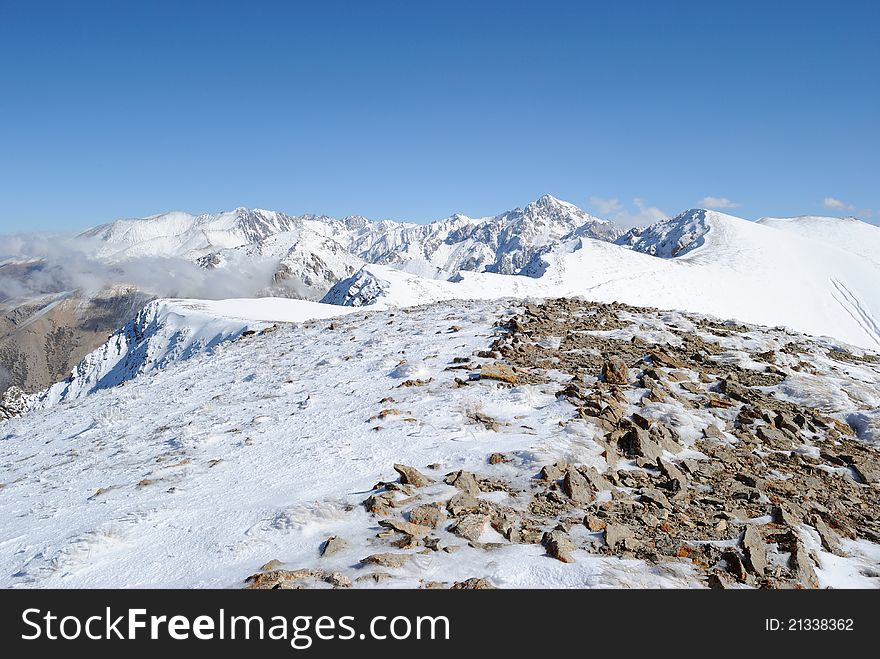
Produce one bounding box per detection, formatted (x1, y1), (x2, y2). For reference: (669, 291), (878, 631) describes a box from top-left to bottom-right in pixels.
(698, 196), (739, 209)
(610, 198), (668, 230)
(589, 196), (623, 216)
(823, 196), (854, 211)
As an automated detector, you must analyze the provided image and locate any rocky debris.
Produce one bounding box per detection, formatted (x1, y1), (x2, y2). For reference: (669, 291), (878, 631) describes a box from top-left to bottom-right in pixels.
(321, 535), (348, 557)
(379, 518), (432, 539)
(246, 568), (351, 589)
(245, 298), (880, 590)
(445, 470), (481, 497)
(543, 529), (577, 563)
(601, 356), (630, 385)
(450, 578), (495, 589)
(790, 542), (820, 589)
(363, 492), (397, 515)
(449, 514), (490, 542)
(409, 503), (446, 528)
(259, 559), (283, 571)
(356, 572), (393, 584)
(479, 363), (518, 384)
(393, 464), (433, 488)
(447, 492), (482, 516)
(360, 553), (410, 569)
(604, 523), (636, 551)
(561, 468), (593, 503)
(742, 526), (768, 577)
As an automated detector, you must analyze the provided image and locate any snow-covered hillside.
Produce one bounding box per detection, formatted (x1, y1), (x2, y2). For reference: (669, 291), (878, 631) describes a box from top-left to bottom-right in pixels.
(29, 298), (361, 408)
(2, 298), (878, 589)
(321, 209), (880, 350)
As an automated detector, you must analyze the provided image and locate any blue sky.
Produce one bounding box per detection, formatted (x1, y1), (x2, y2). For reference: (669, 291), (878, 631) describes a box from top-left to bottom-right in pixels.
(0, 0), (877, 232)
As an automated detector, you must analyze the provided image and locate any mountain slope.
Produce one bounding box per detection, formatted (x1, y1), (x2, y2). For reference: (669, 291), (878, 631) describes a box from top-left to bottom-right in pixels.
(2, 298), (878, 589)
(325, 210), (880, 350)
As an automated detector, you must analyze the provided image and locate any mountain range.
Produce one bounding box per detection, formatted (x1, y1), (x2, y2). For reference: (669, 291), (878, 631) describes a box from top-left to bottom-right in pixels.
(2, 195), (880, 412)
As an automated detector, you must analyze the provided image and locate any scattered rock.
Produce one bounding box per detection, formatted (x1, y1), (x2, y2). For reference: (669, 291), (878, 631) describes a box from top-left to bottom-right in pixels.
(445, 470), (481, 497)
(449, 514), (490, 542)
(601, 356), (630, 385)
(451, 578), (495, 589)
(393, 464), (433, 488)
(379, 518), (433, 539)
(409, 503), (446, 528)
(561, 468), (593, 503)
(361, 553), (410, 569)
(543, 530), (577, 563)
(742, 525), (768, 576)
(320, 535), (347, 557)
(480, 363), (518, 384)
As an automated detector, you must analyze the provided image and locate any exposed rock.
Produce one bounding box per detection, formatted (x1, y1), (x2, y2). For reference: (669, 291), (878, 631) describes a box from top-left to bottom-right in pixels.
(584, 514), (606, 532)
(543, 530), (577, 563)
(259, 559), (283, 571)
(811, 515), (841, 555)
(363, 492), (396, 515)
(446, 492), (481, 516)
(604, 523), (633, 550)
(321, 535), (347, 557)
(742, 525), (768, 576)
(601, 356), (630, 385)
(488, 452), (511, 465)
(361, 552), (410, 569)
(379, 518), (433, 539)
(409, 503), (446, 529)
(449, 514), (490, 542)
(451, 578), (495, 589)
(480, 363), (518, 384)
(393, 464), (433, 488)
(579, 466), (612, 491)
(640, 487), (671, 509)
(619, 427), (663, 463)
(790, 542), (820, 588)
(561, 468), (593, 503)
(445, 470), (481, 497)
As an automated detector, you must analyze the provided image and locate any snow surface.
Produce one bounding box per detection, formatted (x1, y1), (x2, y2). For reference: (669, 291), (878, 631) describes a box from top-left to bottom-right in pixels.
(3, 298), (877, 589)
(324, 210), (880, 350)
(0, 299), (702, 588)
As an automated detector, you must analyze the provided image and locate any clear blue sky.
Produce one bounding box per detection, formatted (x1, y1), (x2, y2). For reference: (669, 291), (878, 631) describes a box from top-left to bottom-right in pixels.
(0, 0), (877, 232)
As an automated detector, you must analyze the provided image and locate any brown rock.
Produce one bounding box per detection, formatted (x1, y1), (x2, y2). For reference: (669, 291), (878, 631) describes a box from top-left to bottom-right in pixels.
(361, 553), (410, 569)
(601, 356), (630, 385)
(409, 503), (446, 529)
(393, 463), (433, 488)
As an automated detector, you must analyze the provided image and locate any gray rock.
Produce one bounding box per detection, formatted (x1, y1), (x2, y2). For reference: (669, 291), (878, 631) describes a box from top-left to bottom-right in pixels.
(446, 492), (481, 516)
(579, 466), (612, 491)
(604, 523), (633, 550)
(321, 535), (348, 557)
(360, 553), (410, 569)
(742, 525), (768, 576)
(619, 427), (663, 463)
(561, 468), (593, 503)
(811, 515), (841, 555)
(449, 514), (490, 542)
(379, 518), (433, 539)
(409, 503), (446, 529)
(445, 470), (481, 496)
(640, 487), (671, 509)
(790, 542), (820, 588)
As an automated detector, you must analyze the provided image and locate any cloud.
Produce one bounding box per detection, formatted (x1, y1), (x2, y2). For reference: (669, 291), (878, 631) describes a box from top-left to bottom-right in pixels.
(823, 196), (854, 211)
(0, 233), (278, 303)
(606, 198), (668, 230)
(589, 196), (623, 216)
(698, 196), (739, 210)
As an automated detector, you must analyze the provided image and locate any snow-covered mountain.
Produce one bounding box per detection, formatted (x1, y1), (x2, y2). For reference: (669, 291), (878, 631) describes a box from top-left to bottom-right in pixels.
(3, 297), (879, 588)
(82, 195), (621, 293)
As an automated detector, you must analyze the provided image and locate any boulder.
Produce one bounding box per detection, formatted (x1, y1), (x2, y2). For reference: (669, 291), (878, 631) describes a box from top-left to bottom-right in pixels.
(601, 356), (630, 385)
(393, 464), (433, 488)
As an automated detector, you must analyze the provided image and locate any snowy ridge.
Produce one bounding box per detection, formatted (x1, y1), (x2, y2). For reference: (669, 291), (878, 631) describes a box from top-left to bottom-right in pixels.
(30, 298), (360, 408)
